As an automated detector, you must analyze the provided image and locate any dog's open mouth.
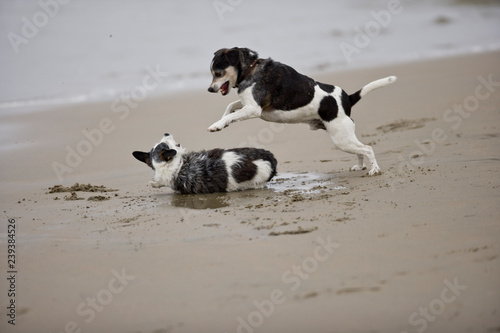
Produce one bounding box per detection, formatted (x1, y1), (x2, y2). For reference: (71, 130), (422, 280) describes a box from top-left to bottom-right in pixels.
(220, 81), (230, 95)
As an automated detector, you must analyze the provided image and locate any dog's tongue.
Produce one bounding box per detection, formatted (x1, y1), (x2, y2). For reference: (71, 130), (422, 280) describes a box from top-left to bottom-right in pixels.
(221, 81), (229, 95)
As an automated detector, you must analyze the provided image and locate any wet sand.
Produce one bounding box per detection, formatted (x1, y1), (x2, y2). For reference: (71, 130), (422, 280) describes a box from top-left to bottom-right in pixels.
(1, 51), (499, 333)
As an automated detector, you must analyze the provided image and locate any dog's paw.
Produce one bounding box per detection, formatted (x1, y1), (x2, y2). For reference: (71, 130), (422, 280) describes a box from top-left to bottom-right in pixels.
(350, 165), (366, 172)
(207, 121), (227, 132)
(207, 125), (222, 132)
(149, 181), (165, 188)
(367, 167), (382, 176)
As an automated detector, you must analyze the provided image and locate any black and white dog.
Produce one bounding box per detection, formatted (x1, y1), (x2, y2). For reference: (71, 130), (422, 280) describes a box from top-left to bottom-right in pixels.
(133, 133), (277, 194)
(207, 47), (396, 176)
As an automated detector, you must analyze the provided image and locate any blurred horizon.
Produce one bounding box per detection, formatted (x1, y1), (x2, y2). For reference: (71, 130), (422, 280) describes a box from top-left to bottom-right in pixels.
(1, 0), (499, 110)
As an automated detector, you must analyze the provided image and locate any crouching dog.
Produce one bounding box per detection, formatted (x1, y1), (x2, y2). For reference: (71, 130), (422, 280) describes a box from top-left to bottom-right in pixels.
(133, 133), (277, 194)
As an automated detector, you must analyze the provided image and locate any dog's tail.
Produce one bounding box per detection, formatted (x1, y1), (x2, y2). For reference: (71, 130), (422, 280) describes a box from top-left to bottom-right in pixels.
(349, 76), (397, 107)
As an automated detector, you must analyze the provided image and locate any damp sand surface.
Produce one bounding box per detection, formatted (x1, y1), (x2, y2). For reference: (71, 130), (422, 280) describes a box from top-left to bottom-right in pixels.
(1, 52), (499, 333)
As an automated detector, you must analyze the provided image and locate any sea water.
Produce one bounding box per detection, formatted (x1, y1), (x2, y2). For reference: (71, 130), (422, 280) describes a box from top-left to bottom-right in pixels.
(1, 0), (499, 111)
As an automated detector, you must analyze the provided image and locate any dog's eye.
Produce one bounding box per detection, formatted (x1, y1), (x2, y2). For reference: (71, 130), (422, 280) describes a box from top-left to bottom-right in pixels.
(176, 143), (180, 147)
(214, 72), (222, 78)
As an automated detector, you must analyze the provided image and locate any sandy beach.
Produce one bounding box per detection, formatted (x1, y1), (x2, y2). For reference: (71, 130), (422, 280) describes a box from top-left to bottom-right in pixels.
(1, 51), (499, 332)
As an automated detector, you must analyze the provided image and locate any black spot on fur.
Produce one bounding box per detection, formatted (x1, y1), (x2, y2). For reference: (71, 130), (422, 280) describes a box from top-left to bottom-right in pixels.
(170, 148), (277, 194)
(159, 149), (177, 162)
(227, 148), (277, 183)
(150, 142), (174, 164)
(231, 159), (257, 183)
(349, 90), (362, 107)
(318, 96), (338, 122)
(174, 150), (229, 194)
(206, 148), (225, 160)
(341, 90), (352, 117)
(316, 82), (334, 94)
(240, 59), (316, 112)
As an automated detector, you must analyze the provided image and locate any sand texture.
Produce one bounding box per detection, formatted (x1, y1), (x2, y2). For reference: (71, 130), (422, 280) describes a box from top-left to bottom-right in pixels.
(1, 51), (499, 333)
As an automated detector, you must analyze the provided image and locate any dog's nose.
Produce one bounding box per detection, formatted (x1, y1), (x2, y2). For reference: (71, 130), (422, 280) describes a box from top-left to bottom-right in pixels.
(164, 133), (170, 137)
(208, 87), (215, 93)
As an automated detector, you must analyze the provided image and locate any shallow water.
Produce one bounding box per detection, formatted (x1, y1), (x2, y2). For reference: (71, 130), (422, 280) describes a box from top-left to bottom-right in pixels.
(1, 0), (499, 110)
(267, 172), (344, 194)
(168, 192), (231, 210)
(163, 172), (344, 210)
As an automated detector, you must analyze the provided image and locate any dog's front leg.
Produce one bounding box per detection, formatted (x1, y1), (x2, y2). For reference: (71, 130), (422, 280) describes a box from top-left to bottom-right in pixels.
(208, 106), (261, 132)
(223, 100), (243, 117)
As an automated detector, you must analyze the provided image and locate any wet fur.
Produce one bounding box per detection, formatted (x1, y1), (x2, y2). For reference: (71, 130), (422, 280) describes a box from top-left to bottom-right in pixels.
(133, 133), (277, 194)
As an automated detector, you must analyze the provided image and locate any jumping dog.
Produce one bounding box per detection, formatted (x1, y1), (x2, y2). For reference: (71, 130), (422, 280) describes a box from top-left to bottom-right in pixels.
(207, 47), (396, 176)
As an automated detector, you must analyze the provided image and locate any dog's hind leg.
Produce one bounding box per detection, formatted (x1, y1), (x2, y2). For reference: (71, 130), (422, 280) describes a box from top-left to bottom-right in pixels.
(353, 154), (366, 171)
(324, 116), (381, 176)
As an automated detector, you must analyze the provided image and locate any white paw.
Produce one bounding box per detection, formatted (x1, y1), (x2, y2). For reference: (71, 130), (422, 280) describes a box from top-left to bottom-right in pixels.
(207, 120), (227, 132)
(350, 165), (366, 172)
(149, 181), (165, 188)
(207, 125), (221, 132)
(367, 166), (382, 176)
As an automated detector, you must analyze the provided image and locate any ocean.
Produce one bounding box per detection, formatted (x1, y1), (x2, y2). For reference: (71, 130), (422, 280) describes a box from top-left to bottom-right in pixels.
(1, 0), (499, 111)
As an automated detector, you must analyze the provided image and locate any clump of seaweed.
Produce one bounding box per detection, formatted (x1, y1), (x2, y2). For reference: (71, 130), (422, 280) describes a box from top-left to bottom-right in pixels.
(47, 183), (117, 194)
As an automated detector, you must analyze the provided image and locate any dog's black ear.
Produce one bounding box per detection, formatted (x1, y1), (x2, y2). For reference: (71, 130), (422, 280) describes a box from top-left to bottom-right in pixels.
(214, 48), (228, 56)
(159, 149), (177, 162)
(233, 47), (259, 70)
(225, 47), (241, 66)
(133, 151), (153, 169)
(238, 48), (259, 62)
